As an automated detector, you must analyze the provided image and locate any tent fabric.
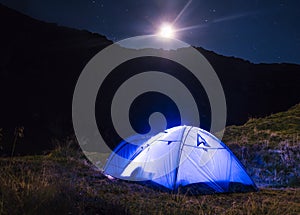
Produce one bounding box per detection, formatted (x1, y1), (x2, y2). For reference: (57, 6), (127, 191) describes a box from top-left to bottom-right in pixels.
(104, 126), (257, 193)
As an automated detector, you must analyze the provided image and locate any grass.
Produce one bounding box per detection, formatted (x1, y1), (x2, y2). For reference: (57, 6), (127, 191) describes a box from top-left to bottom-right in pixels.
(0, 153), (299, 215)
(222, 104), (300, 187)
(223, 103), (300, 147)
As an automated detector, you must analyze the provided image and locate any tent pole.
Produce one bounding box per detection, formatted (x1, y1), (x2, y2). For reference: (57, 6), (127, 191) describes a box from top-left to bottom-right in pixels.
(173, 126), (192, 191)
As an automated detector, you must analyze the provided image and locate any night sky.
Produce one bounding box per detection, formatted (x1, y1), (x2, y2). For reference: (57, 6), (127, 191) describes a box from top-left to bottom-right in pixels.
(1, 0), (300, 64)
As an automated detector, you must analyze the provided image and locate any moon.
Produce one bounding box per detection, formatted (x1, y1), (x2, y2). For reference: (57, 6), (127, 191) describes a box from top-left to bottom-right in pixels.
(158, 23), (175, 38)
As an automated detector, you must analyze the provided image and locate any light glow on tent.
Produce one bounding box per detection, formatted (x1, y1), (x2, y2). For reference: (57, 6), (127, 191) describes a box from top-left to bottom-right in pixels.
(104, 126), (258, 194)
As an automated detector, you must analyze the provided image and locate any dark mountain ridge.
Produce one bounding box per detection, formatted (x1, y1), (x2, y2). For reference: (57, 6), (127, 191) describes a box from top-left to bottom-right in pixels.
(0, 4), (299, 154)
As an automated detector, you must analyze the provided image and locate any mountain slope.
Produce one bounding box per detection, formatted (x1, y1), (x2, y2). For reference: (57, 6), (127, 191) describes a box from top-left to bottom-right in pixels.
(224, 103), (300, 146)
(0, 4), (299, 154)
(0, 4), (112, 153)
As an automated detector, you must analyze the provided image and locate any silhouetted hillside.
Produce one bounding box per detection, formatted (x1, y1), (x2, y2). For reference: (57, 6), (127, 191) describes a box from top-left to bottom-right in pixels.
(197, 47), (300, 123)
(0, 4), (299, 154)
(0, 4), (112, 153)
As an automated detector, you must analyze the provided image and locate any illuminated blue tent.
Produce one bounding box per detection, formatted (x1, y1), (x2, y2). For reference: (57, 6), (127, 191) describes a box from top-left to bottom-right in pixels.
(104, 126), (257, 193)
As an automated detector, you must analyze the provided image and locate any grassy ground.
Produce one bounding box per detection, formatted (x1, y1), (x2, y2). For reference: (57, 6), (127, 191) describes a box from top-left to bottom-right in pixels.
(1, 104), (299, 214)
(223, 103), (300, 187)
(0, 153), (299, 215)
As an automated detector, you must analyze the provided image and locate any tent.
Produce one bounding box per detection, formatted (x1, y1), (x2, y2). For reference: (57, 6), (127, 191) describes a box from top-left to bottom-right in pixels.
(104, 126), (257, 194)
